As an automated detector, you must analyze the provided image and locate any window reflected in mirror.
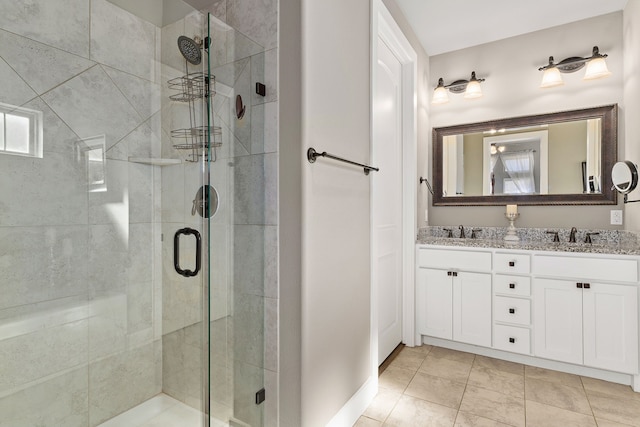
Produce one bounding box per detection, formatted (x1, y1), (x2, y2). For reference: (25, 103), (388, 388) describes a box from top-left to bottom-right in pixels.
(433, 104), (617, 206)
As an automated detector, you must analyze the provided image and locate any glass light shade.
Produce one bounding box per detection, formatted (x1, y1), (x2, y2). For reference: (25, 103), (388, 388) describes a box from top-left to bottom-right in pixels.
(432, 86), (449, 104)
(540, 67), (564, 88)
(584, 57), (612, 80)
(463, 80), (482, 99)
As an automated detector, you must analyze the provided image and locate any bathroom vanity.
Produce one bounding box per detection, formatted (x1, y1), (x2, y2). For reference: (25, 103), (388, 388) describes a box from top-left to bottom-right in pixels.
(416, 236), (640, 391)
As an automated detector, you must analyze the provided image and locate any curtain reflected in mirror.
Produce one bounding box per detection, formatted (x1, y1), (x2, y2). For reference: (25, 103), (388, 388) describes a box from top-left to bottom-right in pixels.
(432, 104), (617, 206)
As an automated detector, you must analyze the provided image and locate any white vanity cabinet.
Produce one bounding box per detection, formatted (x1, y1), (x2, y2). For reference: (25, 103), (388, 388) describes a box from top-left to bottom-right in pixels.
(533, 255), (639, 374)
(417, 243), (640, 391)
(416, 248), (492, 347)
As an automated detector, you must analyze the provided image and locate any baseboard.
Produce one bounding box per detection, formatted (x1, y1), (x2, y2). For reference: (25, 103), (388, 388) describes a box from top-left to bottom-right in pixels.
(325, 376), (377, 427)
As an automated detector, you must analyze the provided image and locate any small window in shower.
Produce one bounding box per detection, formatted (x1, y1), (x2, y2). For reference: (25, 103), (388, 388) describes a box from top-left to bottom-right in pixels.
(0, 102), (43, 158)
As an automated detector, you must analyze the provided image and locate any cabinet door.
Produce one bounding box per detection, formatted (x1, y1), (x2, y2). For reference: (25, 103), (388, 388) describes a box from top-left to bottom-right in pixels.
(453, 272), (491, 347)
(533, 279), (583, 365)
(583, 283), (639, 374)
(417, 268), (452, 339)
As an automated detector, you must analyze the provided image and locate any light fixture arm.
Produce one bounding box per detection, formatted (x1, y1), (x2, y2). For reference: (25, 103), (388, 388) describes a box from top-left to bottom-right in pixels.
(441, 71), (486, 93)
(538, 46), (608, 73)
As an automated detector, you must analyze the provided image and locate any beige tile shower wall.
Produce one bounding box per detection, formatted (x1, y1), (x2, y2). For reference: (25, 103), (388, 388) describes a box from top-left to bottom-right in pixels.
(0, 1), (163, 425)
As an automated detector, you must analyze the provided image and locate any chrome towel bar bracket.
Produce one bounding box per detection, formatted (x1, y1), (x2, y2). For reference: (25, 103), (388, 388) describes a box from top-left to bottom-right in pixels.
(307, 147), (379, 175)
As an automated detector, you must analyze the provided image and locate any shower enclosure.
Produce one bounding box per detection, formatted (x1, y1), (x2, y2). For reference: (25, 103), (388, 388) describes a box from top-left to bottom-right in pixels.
(0, 1), (272, 426)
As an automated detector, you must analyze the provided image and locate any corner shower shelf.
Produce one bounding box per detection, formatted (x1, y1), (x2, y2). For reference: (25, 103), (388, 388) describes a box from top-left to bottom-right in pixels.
(128, 157), (182, 166)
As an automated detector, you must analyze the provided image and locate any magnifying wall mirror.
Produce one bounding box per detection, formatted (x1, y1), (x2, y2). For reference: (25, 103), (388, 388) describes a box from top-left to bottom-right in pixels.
(612, 161), (639, 202)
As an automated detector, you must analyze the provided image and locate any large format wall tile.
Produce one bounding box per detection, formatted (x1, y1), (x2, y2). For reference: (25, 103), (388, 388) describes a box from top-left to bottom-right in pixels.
(0, 151), (88, 227)
(23, 97), (81, 155)
(103, 66), (161, 121)
(90, 0), (157, 81)
(0, 367), (88, 427)
(233, 292), (264, 368)
(0, 29), (95, 95)
(42, 65), (143, 152)
(233, 153), (277, 225)
(89, 340), (161, 426)
(0, 57), (37, 106)
(227, 0), (277, 50)
(88, 224), (129, 298)
(0, 319), (88, 393)
(233, 225), (276, 297)
(162, 325), (203, 410)
(0, 225), (89, 310)
(0, 0), (90, 57)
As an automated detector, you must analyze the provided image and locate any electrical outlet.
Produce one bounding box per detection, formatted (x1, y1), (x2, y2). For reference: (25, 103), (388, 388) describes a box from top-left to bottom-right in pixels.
(611, 210), (623, 225)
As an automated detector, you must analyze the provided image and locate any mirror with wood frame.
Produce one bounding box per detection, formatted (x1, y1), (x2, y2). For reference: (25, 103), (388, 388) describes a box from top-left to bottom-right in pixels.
(432, 104), (618, 206)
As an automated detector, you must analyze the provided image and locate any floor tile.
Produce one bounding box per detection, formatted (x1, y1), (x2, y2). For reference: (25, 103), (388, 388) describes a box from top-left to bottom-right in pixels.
(581, 376), (640, 402)
(524, 365), (583, 389)
(419, 355), (473, 383)
(525, 377), (591, 415)
(404, 372), (466, 409)
(429, 347), (476, 364)
(459, 385), (525, 427)
(378, 365), (416, 393)
(363, 387), (402, 421)
(467, 365), (524, 398)
(354, 416), (383, 427)
(389, 348), (428, 372)
(454, 411), (513, 426)
(473, 355), (524, 376)
(525, 400), (596, 427)
(384, 395), (457, 427)
(587, 392), (640, 426)
(594, 418), (637, 427)
(405, 344), (433, 356)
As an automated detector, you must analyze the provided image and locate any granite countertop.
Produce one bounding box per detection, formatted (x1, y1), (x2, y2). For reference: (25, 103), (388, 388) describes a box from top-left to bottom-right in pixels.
(417, 226), (640, 256)
(417, 236), (640, 256)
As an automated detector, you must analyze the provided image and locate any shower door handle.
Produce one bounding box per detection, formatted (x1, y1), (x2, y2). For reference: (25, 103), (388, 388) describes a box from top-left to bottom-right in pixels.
(174, 228), (201, 277)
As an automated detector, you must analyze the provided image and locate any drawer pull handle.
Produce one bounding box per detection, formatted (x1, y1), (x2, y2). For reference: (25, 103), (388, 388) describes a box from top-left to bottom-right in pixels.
(509, 308), (516, 314)
(509, 337), (516, 343)
(508, 261), (516, 267)
(448, 271), (452, 276)
(584, 283), (591, 289)
(577, 283), (583, 288)
(509, 283), (516, 289)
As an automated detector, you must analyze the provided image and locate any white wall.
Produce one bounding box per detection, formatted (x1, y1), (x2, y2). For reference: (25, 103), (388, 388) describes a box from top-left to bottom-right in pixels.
(300, 0), (372, 424)
(428, 12), (625, 229)
(624, 1), (640, 231)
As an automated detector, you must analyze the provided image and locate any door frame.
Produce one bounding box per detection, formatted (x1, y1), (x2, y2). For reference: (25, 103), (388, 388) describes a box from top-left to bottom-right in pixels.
(370, 0), (417, 376)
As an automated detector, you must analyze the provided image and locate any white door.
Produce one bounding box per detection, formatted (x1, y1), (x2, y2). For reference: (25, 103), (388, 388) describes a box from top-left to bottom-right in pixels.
(373, 37), (403, 363)
(534, 279), (583, 364)
(583, 283), (638, 373)
(453, 272), (492, 347)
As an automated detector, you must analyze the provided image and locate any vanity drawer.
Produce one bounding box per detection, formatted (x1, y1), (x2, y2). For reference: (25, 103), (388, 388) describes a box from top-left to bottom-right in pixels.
(418, 248), (491, 272)
(493, 324), (531, 355)
(494, 275), (531, 296)
(534, 255), (638, 283)
(494, 296), (531, 326)
(494, 253), (530, 274)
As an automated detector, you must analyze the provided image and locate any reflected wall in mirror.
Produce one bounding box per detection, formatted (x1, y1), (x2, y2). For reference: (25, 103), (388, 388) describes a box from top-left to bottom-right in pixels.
(433, 104), (617, 205)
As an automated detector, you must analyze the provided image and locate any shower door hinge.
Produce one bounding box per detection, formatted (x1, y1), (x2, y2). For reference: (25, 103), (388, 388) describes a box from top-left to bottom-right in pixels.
(255, 388), (266, 405)
(204, 36), (210, 50)
(256, 82), (266, 97)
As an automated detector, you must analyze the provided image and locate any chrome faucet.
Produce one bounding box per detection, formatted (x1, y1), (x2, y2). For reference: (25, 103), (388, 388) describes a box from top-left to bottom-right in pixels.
(459, 225), (465, 239)
(569, 227), (578, 243)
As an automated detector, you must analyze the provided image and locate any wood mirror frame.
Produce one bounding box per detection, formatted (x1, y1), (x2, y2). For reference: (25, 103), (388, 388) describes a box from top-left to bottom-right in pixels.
(432, 104), (618, 206)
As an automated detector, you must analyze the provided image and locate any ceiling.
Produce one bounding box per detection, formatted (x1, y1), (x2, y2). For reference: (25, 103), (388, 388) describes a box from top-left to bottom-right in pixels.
(394, 0), (628, 56)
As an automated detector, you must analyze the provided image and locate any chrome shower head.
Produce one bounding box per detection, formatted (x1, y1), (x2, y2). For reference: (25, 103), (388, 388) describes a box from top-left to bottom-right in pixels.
(177, 35), (202, 65)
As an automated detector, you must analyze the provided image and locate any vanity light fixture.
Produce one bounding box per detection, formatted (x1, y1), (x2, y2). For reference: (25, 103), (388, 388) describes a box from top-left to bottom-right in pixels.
(431, 71), (486, 104)
(538, 46), (611, 88)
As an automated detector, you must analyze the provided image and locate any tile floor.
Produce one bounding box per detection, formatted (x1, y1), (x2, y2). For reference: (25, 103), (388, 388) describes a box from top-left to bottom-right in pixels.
(355, 345), (640, 427)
